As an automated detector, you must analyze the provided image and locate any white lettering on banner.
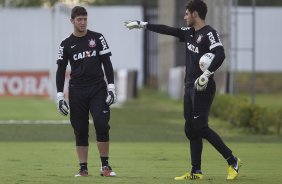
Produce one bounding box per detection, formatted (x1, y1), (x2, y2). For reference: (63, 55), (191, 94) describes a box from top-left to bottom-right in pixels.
(23, 77), (37, 94)
(7, 77), (23, 95)
(38, 77), (49, 95)
(0, 74), (50, 96)
(0, 76), (7, 95)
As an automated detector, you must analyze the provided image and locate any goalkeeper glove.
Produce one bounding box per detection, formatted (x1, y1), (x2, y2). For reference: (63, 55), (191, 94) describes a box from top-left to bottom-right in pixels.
(106, 84), (117, 106)
(194, 70), (214, 91)
(124, 20), (148, 30)
(56, 92), (69, 116)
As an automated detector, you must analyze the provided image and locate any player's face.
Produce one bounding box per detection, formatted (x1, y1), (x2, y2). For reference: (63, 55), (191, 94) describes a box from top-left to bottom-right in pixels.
(71, 15), (87, 33)
(184, 9), (195, 27)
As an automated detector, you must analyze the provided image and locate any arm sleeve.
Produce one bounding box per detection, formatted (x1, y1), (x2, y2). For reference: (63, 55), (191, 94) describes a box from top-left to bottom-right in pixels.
(206, 30), (225, 72)
(56, 64), (67, 92)
(98, 34), (112, 56)
(146, 23), (186, 41)
(101, 55), (114, 84)
(56, 42), (68, 92)
(209, 47), (225, 72)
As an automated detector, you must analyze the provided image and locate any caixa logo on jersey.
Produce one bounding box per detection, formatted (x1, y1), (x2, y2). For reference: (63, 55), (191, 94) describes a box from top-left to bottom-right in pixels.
(187, 42), (199, 53)
(73, 50), (97, 61)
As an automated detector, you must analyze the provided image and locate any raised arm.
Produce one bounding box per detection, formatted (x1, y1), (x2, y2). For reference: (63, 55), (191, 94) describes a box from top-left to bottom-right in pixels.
(124, 20), (185, 41)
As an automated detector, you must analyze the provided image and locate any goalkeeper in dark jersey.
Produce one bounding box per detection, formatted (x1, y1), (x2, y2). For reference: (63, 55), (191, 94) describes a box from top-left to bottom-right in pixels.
(125, 0), (241, 181)
(56, 6), (116, 177)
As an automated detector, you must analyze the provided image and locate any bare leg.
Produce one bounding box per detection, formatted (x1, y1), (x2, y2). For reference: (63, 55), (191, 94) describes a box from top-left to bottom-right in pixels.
(97, 141), (116, 176)
(97, 141), (109, 157)
(76, 146), (88, 163)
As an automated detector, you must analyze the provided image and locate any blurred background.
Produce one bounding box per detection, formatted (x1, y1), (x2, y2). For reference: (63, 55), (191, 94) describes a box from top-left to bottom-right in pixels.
(1, 0), (282, 132)
(0, 1), (282, 183)
(1, 0), (282, 102)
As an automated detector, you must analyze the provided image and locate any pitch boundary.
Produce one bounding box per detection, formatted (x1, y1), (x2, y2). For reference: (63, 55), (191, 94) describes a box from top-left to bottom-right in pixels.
(0, 120), (93, 124)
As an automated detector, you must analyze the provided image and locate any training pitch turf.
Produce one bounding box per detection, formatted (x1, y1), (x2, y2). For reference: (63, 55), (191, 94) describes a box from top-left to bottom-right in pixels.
(0, 141), (282, 184)
(0, 90), (282, 183)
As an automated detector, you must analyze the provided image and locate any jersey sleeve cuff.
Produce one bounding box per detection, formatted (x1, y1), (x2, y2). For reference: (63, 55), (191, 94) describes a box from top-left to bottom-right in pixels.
(107, 84), (115, 90)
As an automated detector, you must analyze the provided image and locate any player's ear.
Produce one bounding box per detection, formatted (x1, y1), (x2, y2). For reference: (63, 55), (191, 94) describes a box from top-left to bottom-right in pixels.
(193, 11), (198, 18)
(70, 18), (74, 24)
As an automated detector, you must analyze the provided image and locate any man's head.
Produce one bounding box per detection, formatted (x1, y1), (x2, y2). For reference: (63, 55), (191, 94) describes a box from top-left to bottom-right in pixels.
(71, 6), (87, 19)
(184, 0), (207, 27)
(70, 6), (88, 35)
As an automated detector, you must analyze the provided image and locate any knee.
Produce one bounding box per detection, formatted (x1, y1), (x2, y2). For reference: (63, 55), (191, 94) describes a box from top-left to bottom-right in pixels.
(193, 125), (211, 139)
(191, 115), (211, 138)
(185, 122), (198, 140)
(75, 132), (89, 146)
(96, 131), (109, 142)
(95, 112), (110, 142)
(96, 123), (110, 142)
(71, 121), (89, 146)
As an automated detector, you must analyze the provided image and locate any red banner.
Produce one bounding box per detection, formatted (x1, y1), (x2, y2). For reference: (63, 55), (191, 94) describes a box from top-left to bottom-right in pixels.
(0, 71), (50, 96)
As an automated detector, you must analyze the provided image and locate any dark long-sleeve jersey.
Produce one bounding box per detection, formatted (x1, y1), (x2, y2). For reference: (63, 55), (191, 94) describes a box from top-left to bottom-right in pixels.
(56, 30), (114, 92)
(146, 24), (225, 86)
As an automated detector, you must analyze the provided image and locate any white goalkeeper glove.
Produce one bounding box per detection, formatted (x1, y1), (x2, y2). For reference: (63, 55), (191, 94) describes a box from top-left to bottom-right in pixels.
(56, 92), (69, 116)
(194, 70), (214, 91)
(106, 84), (117, 106)
(124, 20), (148, 30)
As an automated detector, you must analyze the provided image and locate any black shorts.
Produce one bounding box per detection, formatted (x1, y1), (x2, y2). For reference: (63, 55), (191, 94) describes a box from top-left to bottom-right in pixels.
(184, 78), (216, 124)
(68, 81), (110, 135)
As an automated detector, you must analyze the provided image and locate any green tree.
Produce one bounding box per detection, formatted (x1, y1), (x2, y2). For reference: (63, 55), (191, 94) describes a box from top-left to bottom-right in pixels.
(0, 0), (157, 7)
(90, 0), (157, 7)
(238, 0), (282, 6)
(1, 0), (44, 7)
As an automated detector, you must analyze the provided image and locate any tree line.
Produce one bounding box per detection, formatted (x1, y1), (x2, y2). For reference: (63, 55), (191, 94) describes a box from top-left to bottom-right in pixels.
(1, 0), (281, 7)
(0, 0), (156, 7)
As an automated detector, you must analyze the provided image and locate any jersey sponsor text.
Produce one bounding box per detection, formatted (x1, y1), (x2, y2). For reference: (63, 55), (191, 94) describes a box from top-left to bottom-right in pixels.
(73, 50), (97, 61)
(207, 31), (223, 50)
(187, 42), (199, 53)
(181, 27), (190, 31)
(58, 46), (64, 60)
(99, 36), (108, 50)
(207, 32), (216, 45)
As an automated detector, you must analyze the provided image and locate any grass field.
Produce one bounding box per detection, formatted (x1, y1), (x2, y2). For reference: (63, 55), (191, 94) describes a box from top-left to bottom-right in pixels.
(0, 89), (282, 184)
(239, 93), (282, 110)
(1, 142), (282, 184)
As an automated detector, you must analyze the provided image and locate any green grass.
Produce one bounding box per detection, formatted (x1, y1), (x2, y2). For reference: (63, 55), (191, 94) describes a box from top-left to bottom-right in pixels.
(0, 89), (223, 142)
(1, 89), (282, 183)
(1, 89), (280, 142)
(0, 96), (65, 120)
(0, 142), (282, 184)
(235, 72), (282, 94)
(238, 93), (282, 110)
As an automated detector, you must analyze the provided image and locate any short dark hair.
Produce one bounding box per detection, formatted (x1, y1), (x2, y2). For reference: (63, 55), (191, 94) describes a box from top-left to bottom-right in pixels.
(185, 0), (207, 20)
(71, 6), (87, 19)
